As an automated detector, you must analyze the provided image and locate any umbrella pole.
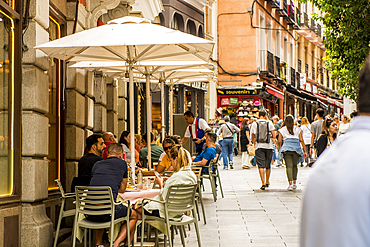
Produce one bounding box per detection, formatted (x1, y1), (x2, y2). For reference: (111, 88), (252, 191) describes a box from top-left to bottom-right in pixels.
(161, 77), (165, 141)
(129, 62), (136, 184)
(146, 72), (152, 170)
(169, 80), (174, 135)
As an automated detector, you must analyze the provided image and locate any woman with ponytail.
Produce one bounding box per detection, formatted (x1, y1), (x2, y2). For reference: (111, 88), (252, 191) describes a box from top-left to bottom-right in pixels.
(135, 145), (197, 219)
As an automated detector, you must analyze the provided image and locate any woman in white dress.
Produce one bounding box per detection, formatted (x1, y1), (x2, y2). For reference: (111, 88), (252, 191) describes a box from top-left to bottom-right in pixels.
(300, 117), (312, 165)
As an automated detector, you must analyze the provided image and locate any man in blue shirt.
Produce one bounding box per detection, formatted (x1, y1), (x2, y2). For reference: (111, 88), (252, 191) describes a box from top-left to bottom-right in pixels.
(192, 132), (217, 174)
(89, 143), (137, 247)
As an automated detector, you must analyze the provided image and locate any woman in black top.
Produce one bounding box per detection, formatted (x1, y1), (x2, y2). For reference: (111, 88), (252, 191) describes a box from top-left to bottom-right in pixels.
(316, 117), (338, 157)
(240, 118), (252, 169)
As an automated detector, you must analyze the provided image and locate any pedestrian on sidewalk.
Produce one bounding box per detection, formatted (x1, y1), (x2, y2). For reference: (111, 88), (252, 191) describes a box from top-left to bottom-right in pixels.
(300, 53), (370, 247)
(217, 116), (240, 169)
(309, 108), (325, 164)
(250, 109), (276, 190)
(315, 117), (337, 157)
(300, 117), (312, 166)
(240, 118), (252, 169)
(277, 115), (306, 191)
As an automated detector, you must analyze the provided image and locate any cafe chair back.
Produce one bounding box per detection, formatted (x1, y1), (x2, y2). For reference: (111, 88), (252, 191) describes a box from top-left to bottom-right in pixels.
(191, 167), (206, 224)
(140, 183), (201, 247)
(54, 179), (76, 247)
(200, 153), (223, 202)
(72, 186), (131, 247)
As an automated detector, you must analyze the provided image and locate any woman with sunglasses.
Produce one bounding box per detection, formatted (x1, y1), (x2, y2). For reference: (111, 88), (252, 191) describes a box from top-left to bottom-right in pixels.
(316, 118), (338, 157)
(156, 138), (176, 174)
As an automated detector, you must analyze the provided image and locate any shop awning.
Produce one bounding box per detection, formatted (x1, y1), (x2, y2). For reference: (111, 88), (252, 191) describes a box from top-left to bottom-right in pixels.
(285, 84), (317, 102)
(266, 85), (284, 99)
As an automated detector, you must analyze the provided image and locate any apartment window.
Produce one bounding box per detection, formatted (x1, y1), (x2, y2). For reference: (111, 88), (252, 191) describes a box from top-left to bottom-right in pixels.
(259, 14), (265, 50)
(267, 21), (272, 52)
(276, 30), (280, 57)
(283, 37), (288, 63)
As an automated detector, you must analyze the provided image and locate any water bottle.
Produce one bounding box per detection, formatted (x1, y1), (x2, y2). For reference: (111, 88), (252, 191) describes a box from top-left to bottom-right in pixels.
(137, 170), (143, 189)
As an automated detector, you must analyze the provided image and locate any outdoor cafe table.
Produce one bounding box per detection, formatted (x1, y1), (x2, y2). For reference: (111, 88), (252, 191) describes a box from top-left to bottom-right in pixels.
(118, 189), (161, 204)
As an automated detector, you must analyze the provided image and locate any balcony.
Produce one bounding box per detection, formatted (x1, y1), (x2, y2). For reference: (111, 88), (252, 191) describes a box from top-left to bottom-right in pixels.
(290, 67), (296, 87)
(259, 50), (275, 77)
(316, 24), (322, 38)
(305, 63), (309, 77)
(310, 18), (316, 32)
(274, 56), (281, 78)
(276, 0), (288, 18)
(296, 71), (301, 89)
(304, 13), (309, 27)
(312, 67), (316, 81)
(298, 59), (302, 73)
(266, 0), (280, 8)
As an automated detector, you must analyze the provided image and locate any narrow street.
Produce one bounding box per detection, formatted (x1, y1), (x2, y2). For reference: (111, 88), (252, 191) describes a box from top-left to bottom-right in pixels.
(182, 155), (312, 247)
(60, 155), (312, 247)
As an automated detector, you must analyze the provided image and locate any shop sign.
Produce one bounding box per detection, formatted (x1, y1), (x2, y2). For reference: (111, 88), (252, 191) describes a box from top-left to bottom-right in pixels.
(305, 82), (311, 92)
(221, 98), (229, 106)
(217, 88), (260, 96)
(300, 73), (306, 90)
(229, 97), (239, 105)
(312, 85), (318, 94)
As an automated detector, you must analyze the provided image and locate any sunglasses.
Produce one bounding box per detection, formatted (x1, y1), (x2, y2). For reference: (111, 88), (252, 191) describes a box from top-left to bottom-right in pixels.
(164, 145), (173, 151)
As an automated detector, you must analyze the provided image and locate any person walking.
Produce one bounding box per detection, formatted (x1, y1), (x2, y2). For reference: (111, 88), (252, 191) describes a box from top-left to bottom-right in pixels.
(315, 117), (338, 157)
(300, 117), (312, 166)
(217, 116), (240, 169)
(250, 109), (276, 190)
(277, 115), (306, 191)
(338, 114), (350, 136)
(240, 118), (252, 169)
(181, 111), (210, 155)
(310, 108), (325, 161)
(300, 53), (370, 247)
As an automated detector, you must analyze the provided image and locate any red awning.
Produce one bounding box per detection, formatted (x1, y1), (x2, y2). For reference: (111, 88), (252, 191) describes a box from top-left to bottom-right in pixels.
(266, 85), (284, 99)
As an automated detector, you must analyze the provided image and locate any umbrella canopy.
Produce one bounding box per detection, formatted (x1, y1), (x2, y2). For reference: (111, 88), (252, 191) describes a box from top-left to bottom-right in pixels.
(35, 16), (214, 181)
(35, 17), (214, 64)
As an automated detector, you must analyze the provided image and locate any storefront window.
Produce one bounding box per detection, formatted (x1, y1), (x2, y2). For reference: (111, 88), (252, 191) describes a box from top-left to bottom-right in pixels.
(0, 12), (13, 196)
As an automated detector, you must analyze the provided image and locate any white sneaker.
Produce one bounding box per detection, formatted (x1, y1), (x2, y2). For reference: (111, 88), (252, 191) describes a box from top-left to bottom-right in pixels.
(292, 184), (297, 189)
(287, 185), (293, 191)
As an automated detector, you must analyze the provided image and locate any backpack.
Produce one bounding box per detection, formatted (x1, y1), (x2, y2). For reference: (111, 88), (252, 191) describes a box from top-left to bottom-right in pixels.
(256, 121), (271, 143)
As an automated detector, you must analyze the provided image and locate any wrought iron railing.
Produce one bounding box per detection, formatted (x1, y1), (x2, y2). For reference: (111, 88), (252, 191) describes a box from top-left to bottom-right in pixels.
(275, 56), (280, 78)
(305, 63), (309, 77)
(298, 59), (302, 73)
(312, 67), (315, 81)
(290, 67), (296, 87)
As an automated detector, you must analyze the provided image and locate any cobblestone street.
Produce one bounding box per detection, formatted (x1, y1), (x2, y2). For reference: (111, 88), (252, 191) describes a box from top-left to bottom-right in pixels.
(182, 155), (312, 247)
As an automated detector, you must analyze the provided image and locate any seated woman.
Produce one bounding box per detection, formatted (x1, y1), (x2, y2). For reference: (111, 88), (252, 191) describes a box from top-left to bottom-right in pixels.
(119, 131), (139, 164)
(135, 145), (197, 219)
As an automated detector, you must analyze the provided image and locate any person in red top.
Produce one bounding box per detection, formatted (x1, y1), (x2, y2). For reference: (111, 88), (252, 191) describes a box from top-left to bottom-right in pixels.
(102, 132), (117, 159)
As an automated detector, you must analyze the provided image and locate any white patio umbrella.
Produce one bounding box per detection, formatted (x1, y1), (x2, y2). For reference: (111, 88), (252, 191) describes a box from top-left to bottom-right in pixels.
(70, 61), (215, 141)
(35, 16), (214, 181)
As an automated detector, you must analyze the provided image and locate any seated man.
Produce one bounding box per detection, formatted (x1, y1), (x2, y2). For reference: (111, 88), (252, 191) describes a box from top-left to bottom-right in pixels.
(71, 134), (105, 192)
(202, 128), (222, 156)
(139, 132), (164, 168)
(192, 132), (217, 174)
(89, 143), (137, 247)
(102, 132), (117, 159)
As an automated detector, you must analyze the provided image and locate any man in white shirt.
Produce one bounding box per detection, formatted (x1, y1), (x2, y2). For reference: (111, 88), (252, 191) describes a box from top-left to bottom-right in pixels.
(300, 54), (370, 247)
(250, 109), (276, 190)
(181, 111), (210, 155)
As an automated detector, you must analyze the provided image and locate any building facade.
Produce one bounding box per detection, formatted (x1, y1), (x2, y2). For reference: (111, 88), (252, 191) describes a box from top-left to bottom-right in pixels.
(217, 0), (343, 120)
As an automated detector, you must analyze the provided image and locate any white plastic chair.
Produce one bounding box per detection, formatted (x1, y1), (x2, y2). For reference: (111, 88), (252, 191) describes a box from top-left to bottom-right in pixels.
(140, 184), (201, 247)
(72, 186), (131, 247)
(54, 179), (76, 247)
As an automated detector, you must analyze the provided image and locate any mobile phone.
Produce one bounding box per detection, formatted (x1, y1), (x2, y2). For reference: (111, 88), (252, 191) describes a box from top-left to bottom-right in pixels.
(193, 138), (199, 142)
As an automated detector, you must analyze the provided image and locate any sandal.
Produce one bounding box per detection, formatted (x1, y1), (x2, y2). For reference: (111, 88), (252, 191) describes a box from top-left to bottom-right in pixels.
(260, 185), (266, 190)
(265, 183), (270, 188)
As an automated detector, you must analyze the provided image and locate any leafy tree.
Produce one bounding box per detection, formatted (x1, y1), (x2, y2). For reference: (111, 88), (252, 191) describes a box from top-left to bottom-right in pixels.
(301, 0), (370, 100)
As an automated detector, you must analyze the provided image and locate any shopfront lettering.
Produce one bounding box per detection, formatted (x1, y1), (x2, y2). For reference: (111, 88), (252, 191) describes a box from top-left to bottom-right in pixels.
(222, 89), (258, 95)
